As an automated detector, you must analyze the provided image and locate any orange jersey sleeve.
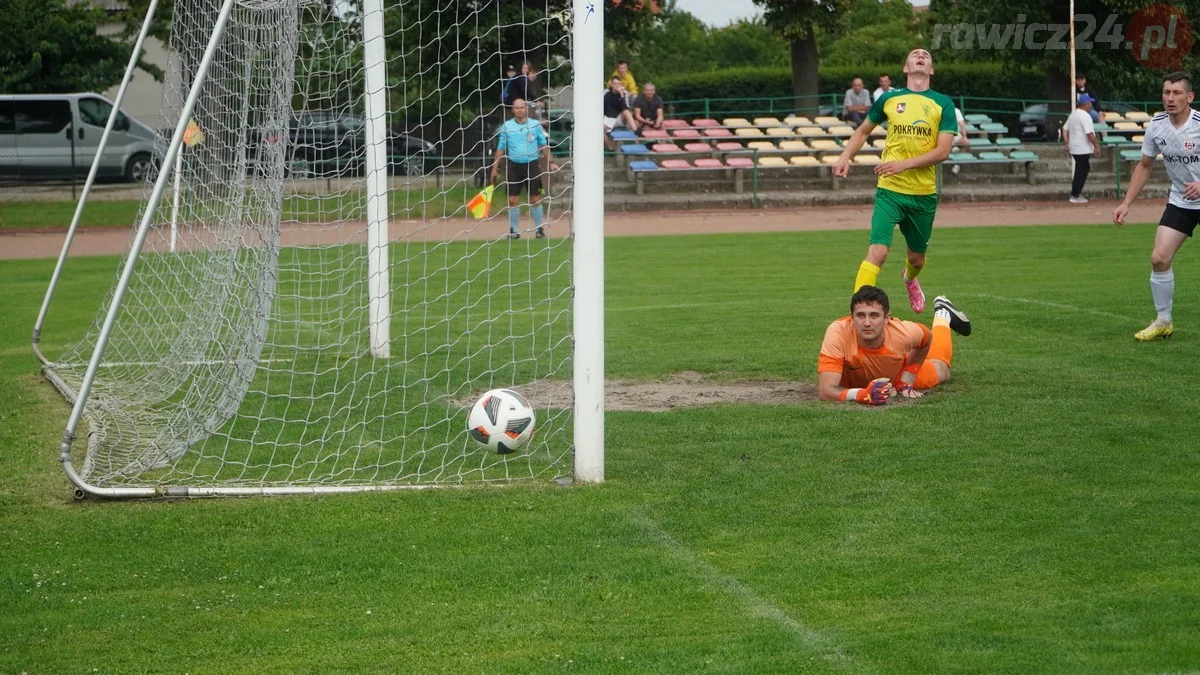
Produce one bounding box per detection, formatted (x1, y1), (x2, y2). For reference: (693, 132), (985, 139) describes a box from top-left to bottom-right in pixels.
(818, 318), (852, 376)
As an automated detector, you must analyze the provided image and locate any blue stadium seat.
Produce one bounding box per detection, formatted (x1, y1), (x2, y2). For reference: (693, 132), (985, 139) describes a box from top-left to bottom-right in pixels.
(619, 144), (650, 155)
(610, 130), (638, 141)
(627, 160), (659, 171)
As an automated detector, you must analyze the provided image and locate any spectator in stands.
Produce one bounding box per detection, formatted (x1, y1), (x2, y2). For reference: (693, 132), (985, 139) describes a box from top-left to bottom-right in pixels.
(505, 62), (542, 119)
(950, 106), (969, 175)
(490, 98), (555, 239)
(610, 60), (638, 104)
(500, 64), (517, 105)
(873, 74), (893, 102)
(1076, 72), (1103, 122)
(844, 78), (872, 125)
(603, 77), (638, 150)
(632, 82), (664, 132)
(1063, 94), (1102, 204)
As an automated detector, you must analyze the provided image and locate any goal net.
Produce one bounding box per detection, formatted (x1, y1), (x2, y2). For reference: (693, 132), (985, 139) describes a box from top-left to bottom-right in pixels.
(38, 0), (600, 496)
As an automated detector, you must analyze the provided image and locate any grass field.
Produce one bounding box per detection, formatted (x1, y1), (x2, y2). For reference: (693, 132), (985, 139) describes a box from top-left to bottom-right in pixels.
(0, 185), (480, 229)
(2, 223), (1199, 672)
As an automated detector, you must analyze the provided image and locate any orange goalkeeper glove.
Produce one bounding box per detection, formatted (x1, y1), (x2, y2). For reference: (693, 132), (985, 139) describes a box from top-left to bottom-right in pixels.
(839, 378), (894, 405)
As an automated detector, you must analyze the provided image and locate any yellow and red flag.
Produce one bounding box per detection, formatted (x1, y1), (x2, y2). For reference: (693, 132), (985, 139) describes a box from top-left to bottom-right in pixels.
(182, 118), (204, 147)
(467, 184), (494, 219)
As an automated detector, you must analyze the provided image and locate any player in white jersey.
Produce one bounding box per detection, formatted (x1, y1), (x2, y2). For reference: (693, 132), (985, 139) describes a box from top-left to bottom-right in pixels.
(1113, 72), (1200, 341)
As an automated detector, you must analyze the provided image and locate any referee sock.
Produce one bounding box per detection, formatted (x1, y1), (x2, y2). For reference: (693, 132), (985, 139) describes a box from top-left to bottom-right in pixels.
(854, 260), (881, 291)
(531, 204), (544, 230)
(508, 206), (520, 234)
(1151, 268), (1174, 323)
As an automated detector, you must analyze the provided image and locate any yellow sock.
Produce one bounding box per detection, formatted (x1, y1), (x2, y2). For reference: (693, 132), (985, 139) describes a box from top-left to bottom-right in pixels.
(904, 259), (922, 282)
(854, 260), (881, 291)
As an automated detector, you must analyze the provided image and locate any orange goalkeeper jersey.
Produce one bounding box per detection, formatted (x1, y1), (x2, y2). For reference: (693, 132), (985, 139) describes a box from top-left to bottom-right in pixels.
(818, 316), (931, 388)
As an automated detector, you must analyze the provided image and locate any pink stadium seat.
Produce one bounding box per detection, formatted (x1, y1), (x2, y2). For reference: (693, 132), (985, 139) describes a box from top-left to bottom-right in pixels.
(662, 119), (689, 129)
(714, 141), (743, 151)
(693, 158), (723, 168)
(725, 157), (754, 168)
(683, 142), (711, 152)
(703, 128), (734, 137)
(691, 118), (719, 127)
(660, 159), (692, 169)
(651, 143), (681, 153)
(671, 128), (702, 139)
(641, 129), (670, 139)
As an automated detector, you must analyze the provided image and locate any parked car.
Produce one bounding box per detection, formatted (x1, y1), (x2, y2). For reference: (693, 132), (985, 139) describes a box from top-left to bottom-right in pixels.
(1018, 101), (1143, 142)
(0, 93), (159, 183)
(251, 111), (436, 178)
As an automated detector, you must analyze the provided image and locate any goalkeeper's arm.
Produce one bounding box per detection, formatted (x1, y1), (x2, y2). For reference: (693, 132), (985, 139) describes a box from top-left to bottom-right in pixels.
(818, 372), (894, 405)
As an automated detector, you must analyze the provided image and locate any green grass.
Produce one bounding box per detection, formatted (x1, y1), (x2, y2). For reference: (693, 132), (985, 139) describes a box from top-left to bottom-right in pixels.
(0, 184), (480, 229)
(2, 224), (1199, 672)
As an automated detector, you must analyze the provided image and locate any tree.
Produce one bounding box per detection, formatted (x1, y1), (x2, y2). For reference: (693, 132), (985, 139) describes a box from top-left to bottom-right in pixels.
(0, 0), (153, 94)
(753, 0), (855, 113)
(821, 0), (923, 68)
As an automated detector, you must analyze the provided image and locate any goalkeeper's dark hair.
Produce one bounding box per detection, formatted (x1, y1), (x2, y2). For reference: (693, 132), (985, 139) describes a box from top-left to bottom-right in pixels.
(851, 285), (890, 314)
(1164, 71), (1193, 93)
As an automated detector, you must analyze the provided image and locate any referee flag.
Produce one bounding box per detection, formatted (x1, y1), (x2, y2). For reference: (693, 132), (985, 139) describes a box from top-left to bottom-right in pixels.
(467, 185), (494, 219)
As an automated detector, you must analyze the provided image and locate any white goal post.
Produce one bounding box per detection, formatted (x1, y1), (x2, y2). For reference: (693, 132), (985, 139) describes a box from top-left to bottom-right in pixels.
(34, 0), (604, 497)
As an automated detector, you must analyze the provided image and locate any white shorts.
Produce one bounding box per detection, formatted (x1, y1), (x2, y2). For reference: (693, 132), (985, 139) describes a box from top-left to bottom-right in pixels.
(603, 116), (622, 133)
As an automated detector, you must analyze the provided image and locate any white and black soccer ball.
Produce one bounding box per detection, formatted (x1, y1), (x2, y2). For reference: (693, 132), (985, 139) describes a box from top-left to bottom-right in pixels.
(466, 388), (536, 454)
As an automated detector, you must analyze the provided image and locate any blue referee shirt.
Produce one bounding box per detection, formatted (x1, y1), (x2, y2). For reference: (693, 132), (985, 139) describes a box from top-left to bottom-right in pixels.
(497, 118), (548, 165)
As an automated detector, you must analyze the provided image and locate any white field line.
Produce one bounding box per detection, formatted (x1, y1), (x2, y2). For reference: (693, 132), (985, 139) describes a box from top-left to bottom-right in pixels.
(630, 512), (853, 667)
(969, 293), (1140, 322)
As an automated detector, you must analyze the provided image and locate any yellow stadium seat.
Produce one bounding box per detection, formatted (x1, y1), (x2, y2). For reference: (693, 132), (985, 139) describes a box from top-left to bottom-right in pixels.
(1124, 111), (1151, 121)
(758, 156), (788, 166)
(722, 117), (752, 127)
(790, 156), (820, 166)
(754, 117), (785, 127)
(869, 125), (887, 136)
(765, 127), (794, 137)
(785, 115), (813, 126)
(1132, 134), (1145, 142)
(1113, 121), (1142, 132)
(871, 138), (888, 149)
(1103, 112), (1124, 123)
(810, 139), (841, 150)
(734, 127), (765, 137)
(820, 155), (841, 164)
(827, 125), (855, 136)
(853, 154), (882, 165)
(797, 127), (824, 136)
(747, 141), (776, 150)
(814, 116), (842, 126)
(778, 140), (808, 151)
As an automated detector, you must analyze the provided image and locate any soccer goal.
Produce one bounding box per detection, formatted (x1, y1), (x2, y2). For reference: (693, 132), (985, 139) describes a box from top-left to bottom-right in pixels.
(33, 0), (604, 497)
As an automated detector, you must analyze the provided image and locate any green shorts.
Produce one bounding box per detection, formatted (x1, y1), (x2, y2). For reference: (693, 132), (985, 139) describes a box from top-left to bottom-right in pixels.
(869, 188), (938, 254)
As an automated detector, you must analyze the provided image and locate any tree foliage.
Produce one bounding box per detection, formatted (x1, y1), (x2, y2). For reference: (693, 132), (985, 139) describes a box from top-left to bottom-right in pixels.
(820, 0), (924, 67)
(0, 0), (154, 94)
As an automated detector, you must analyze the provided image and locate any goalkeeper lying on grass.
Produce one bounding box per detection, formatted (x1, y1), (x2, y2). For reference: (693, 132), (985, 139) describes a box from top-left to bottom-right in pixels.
(817, 285), (970, 405)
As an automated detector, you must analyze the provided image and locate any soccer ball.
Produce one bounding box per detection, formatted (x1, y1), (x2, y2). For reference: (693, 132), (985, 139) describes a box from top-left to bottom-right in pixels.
(466, 388), (536, 454)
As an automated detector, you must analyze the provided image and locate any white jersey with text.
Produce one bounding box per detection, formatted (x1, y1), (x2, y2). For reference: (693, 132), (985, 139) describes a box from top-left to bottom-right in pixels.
(1141, 108), (1200, 209)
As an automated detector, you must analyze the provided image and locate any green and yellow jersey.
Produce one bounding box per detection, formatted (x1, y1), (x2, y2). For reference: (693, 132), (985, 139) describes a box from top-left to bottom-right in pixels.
(867, 88), (957, 196)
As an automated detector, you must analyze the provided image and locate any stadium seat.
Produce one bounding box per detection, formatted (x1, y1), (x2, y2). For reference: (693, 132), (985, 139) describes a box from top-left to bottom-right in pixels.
(977, 151), (1007, 161)
(964, 113), (992, 124)
(619, 143), (650, 155)
(785, 115), (814, 126)
(1113, 121), (1142, 132)
(627, 160), (659, 171)
(797, 127), (825, 137)
(778, 140), (808, 151)
(1103, 112), (1124, 123)
(871, 138), (888, 149)
(810, 139), (841, 150)
(853, 154), (882, 165)
(820, 155), (841, 164)
(766, 127), (794, 137)
(662, 119), (690, 129)
(869, 125), (887, 136)
(726, 156), (755, 168)
(650, 143), (681, 153)
(1103, 136), (1135, 146)
(971, 138), (994, 148)
(693, 158), (724, 168)
(994, 137), (1022, 147)
(703, 128), (734, 137)
(758, 157), (788, 166)
(691, 118), (720, 127)
(827, 125), (855, 137)
(978, 122), (1009, 135)
(671, 128), (701, 139)
(660, 159), (692, 169)
(641, 129), (670, 139)
(1119, 148), (1143, 161)
(747, 141), (776, 151)
(734, 127), (766, 137)
(723, 117), (752, 127)
(610, 129), (638, 141)
(1132, 134), (1145, 143)
(683, 142), (711, 153)
(1124, 111), (1151, 122)
(814, 116), (841, 126)
(715, 141), (743, 151)
(948, 152), (975, 163)
(754, 117), (785, 127)
(1008, 150), (1038, 161)
(790, 156), (820, 166)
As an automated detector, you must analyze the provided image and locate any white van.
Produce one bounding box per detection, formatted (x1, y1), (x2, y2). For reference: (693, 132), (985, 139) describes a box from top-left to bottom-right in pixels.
(0, 93), (160, 183)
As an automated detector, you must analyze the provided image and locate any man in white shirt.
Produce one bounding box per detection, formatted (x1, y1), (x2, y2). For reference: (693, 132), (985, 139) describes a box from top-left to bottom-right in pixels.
(1063, 94), (1102, 203)
(873, 74), (892, 102)
(1113, 72), (1200, 341)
